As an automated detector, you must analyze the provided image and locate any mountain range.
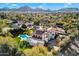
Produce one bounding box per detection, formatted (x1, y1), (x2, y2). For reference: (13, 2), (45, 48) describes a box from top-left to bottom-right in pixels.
(0, 6), (79, 13)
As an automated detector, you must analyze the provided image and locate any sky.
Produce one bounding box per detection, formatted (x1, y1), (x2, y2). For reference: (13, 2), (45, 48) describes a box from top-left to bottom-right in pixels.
(0, 3), (79, 10)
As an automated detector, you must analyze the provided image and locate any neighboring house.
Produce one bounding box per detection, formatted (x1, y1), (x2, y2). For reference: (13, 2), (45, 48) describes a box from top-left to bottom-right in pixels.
(34, 25), (43, 30)
(7, 20), (18, 24)
(24, 22), (34, 28)
(55, 23), (63, 28)
(25, 22), (34, 26)
(7, 20), (23, 29)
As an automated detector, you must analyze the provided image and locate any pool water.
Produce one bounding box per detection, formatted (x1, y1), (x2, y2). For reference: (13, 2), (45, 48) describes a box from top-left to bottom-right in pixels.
(19, 34), (29, 40)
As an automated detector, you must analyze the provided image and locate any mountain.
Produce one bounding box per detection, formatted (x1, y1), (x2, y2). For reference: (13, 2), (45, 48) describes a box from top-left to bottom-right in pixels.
(16, 6), (32, 11)
(17, 6), (52, 13)
(53, 8), (79, 13)
(0, 6), (52, 13)
(0, 7), (10, 11)
(0, 6), (79, 13)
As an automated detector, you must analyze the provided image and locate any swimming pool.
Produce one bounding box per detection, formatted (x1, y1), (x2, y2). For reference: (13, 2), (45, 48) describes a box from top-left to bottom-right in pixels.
(18, 34), (30, 40)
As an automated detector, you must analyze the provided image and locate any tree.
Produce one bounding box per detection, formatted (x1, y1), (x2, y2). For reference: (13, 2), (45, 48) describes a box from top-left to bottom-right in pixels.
(23, 45), (52, 56)
(34, 20), (40, 25)
(24, 28), (33, 36)
(0, 43), (23, 56)
(21, 24), (27, 28)
(18, 41), (30, 49)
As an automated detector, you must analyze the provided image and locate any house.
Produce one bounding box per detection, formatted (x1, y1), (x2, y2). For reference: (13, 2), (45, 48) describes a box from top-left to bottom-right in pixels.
(7, 20), (27, 29)
(29, 38), (45, 46)
(34, 25), (43, 30)
(24, 22), (34, 28)
(7, 20), (18, 24)
(32, 30), (47, 40)
(18, 28), (57, 46)
(30, 29), (57, 45)
(18, 27), (63, 46)
(25, 22), (34, 26)
(55, 23), (63, 28)
(7, 20), (20, 29)
(52, 27), (66, 35)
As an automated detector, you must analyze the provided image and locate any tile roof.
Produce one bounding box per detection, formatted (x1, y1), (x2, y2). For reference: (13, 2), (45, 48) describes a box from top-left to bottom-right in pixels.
(35, 30), (45, 35)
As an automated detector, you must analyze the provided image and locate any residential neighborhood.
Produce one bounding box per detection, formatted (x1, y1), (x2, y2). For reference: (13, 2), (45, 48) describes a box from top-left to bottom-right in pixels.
(0, 3), (79, 56)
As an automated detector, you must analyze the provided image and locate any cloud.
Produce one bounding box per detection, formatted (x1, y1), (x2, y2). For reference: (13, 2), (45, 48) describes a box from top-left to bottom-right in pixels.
(64, 5), (68, 8)
(64, 3), (72, 8)
(38, 4), (47, 10)
(39, 5), (44, 8)
(11, 4), (17, 6)
(38, 4), (47, 8)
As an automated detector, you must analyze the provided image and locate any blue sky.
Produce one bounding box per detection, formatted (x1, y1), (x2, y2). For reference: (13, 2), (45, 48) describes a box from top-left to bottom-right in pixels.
(0, 3), (79, 10)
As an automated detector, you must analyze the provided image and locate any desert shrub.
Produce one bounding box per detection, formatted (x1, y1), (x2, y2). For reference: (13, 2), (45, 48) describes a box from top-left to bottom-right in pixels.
(23, 45), (52, 56)
(51, 46), (60, 55)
